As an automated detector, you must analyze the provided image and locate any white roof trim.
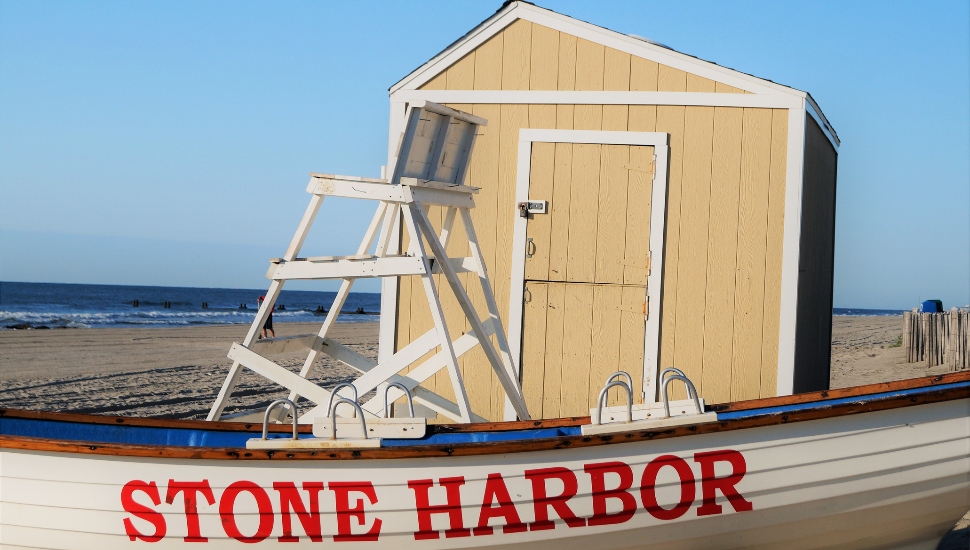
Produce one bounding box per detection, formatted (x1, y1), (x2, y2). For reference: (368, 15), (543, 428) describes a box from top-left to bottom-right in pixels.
(393, 1), (788, 96)
(806, 95), (840, 148)
(391, 5), (521, 95)
(514, 3), (797, 96)
(392, 89), (801, 109)
(390, 1), (838, 142)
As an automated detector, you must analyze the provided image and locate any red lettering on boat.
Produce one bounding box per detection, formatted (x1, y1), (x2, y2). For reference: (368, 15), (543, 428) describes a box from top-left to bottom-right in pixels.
(586, 461), (638, 526)
(220, 481), (274, 543)
(525, 467), (586, 530)
(408, 476), (470, 540)
(273, 481), (325, 542)
(641, 455), (696, 520)
(121, 480), (166, 543)
(117, 448), (753, 542)
(694, 450), (754, 516)
(165, 480), (215, 542)
(330, 481), (383, 542)
(473, 473), (527, 536)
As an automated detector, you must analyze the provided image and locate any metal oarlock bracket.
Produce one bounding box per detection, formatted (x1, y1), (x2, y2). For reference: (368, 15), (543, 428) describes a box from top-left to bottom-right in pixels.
(384, 382), (415, 418)
(329, 399), (368, 440)
(260, 399), (298, 440)
(581, 369), (717, 436)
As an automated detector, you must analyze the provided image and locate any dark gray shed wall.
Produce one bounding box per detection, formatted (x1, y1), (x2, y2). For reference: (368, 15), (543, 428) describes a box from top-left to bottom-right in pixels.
(793, 115), (838, 393)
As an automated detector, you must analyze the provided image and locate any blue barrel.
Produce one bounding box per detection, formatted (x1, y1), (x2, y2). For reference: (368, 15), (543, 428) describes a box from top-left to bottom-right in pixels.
(921, 299), (943, 313)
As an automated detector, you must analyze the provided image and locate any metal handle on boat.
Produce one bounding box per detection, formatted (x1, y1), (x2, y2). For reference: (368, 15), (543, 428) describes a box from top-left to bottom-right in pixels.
(330, 398), (368, 440)
(605, 371), (633, 391)
(594, 380), (633, 425)
(261, 399), (298, 440)
(384, 382), (415, 418)
(660, 367), (687, 382)
(327, 383), (359, 417)
(660, 374), (704, 418)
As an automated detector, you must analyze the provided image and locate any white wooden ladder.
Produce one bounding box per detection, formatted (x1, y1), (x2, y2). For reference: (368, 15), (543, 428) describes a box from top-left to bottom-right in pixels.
(207, 101), (531, 424)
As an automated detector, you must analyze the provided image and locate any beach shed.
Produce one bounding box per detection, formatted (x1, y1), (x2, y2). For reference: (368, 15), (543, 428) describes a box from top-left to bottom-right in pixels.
(380, 1), (839, 421)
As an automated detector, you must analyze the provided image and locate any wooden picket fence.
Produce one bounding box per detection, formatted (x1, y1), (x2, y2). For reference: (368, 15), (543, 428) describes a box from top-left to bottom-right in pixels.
(902, 308), (970, 370)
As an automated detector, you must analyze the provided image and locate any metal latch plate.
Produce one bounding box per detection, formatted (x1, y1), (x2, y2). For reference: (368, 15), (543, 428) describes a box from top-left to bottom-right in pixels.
(518, 200), (547, 214)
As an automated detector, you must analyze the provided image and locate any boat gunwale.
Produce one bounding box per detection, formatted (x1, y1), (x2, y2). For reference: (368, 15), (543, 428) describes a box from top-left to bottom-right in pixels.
(1, 372), (967, 461)
(2, 371), (964, 432)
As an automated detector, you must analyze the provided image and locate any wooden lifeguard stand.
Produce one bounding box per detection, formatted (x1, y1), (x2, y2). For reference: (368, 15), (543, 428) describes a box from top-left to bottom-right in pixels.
(207, 101), (530, 424)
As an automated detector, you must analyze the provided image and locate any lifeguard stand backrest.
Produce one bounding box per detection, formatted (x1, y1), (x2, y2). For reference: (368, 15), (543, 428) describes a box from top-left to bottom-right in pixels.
(390, 101), (487, 186)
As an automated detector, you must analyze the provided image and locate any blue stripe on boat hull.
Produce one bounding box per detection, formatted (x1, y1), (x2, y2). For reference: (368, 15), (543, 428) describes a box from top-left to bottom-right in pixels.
(1, 381), (964, 448)
(716, 381), (968, 421)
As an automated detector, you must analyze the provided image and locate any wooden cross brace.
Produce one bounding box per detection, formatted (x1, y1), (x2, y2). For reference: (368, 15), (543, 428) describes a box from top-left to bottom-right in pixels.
(207, 177), (531, 424)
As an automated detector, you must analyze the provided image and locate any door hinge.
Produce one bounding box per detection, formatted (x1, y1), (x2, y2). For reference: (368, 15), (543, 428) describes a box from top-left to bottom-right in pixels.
(625, 161), (655, 175)
(619, 254), (651, 273)
(615, 299), (648, 318)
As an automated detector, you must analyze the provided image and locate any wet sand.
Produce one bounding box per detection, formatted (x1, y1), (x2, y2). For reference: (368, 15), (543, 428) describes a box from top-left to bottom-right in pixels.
(0, 317), (966, 546)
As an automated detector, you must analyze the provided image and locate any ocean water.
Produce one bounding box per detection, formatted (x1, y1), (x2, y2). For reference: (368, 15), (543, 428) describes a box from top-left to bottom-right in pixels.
(0, 281), (381, 329)
(833, 307), (905, 316)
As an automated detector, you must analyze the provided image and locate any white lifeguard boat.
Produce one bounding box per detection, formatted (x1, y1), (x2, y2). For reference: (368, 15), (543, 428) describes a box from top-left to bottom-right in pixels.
(1, 373), (968, 549)
(2, 101), (967, 549)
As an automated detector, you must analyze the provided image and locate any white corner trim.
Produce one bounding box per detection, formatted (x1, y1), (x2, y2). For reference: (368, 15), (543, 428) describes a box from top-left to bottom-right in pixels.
(392, 90), (801, 109)
(776, 102), (808, 397)
(505, 128), (670, 419)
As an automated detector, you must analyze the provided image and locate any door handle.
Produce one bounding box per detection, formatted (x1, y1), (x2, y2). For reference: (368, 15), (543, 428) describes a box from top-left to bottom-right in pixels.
(526, 238), (536, 258)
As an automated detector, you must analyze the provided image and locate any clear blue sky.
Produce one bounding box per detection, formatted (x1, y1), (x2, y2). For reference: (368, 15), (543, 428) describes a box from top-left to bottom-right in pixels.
(1, 0), (967, 309)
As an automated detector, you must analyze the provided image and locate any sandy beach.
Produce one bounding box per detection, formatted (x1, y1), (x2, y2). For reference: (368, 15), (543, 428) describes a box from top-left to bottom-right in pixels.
(829, 315), (956, 388)
(2, 316), (954, 417)
(1, 316), (966, 546)
(0, 322), (369, 419)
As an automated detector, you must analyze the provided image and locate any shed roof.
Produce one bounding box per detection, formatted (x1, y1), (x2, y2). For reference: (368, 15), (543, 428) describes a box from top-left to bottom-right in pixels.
(391, 0), (838, 144)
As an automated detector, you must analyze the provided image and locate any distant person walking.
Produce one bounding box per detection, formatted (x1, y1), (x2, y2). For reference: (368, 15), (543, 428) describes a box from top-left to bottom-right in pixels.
(257, 295), (275, 338)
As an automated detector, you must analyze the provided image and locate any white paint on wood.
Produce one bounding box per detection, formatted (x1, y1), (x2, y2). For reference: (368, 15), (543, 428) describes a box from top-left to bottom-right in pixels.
(245, 437), (382, 450)
(312, 417), (427, 439)
(394, 90), (799, 109)
(775, 104), (807, 397)
(268, 255), (426, 280)
(580, 411), (718, 435)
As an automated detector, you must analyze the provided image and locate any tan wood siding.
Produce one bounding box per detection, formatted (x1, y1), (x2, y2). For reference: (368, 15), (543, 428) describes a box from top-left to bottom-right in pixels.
(521, 281), (647, 419)
(395, 23), (789, 421)
(395, 105), (788, 419)
(525, 144), (653, 285)
(519, 143), (651, 418)
(671, 105), (715, 399)
(730, 108), (774, 402)
(701, 107), (743, 404)
(420, 21), (746, 93)
(793, 115), (838, 393)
